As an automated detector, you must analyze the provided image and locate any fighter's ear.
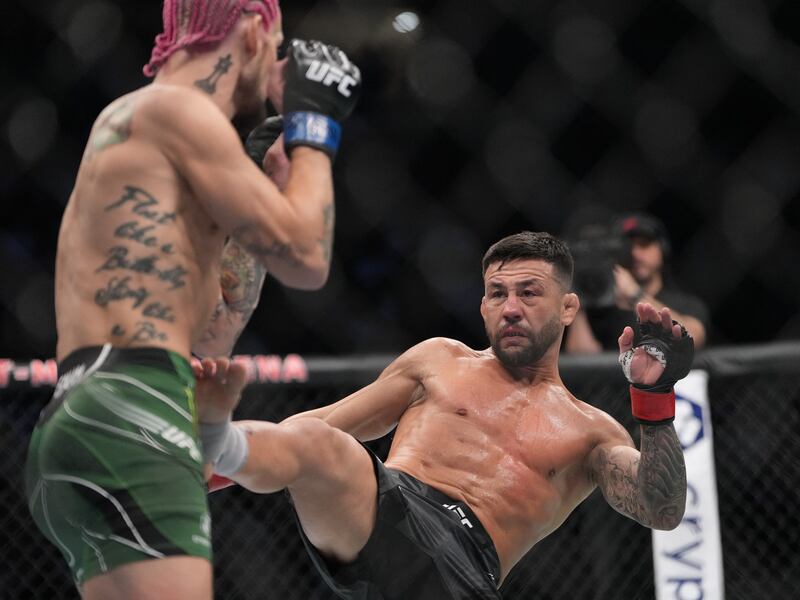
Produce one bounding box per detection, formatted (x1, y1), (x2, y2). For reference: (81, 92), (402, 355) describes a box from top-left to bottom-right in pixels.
(561, 292), (579, 326)
(480, 295), (488, 321)
(242, 13), (264, 59)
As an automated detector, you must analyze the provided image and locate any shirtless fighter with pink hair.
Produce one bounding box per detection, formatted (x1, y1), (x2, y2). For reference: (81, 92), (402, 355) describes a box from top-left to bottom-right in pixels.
(24, 1), (360, 598)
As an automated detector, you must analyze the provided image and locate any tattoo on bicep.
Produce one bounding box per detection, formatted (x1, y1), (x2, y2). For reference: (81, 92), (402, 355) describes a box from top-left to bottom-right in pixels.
(194, 54), (233, 94)
(593, 449), (648, 522)
(219, 241), (267, 317)
(84, 100), (133, 160)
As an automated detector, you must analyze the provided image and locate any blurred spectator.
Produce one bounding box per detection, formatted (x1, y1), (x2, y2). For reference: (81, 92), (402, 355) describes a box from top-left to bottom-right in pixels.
(565, 214), (709, 352)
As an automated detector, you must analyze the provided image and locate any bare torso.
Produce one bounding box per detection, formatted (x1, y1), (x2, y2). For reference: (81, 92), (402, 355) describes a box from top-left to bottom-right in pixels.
(384, 342), (621, 581)
(55, 85), (225, 360)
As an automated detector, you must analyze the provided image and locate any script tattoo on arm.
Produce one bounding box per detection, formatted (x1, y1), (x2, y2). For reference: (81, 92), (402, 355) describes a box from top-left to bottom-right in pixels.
(590, 425), (687, 530)
(231, 224), (307, 267)
(194, 239), (267, 357)
(84, 100), (133, 160)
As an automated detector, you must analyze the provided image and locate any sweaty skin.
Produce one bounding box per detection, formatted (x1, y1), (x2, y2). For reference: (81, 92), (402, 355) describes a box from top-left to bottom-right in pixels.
(199, 259), (686, 585)
(304, 262), (682, 581)
(55, 15), (336, 361)
(55, 89), (224, 359)
(383, 342), (619, 580)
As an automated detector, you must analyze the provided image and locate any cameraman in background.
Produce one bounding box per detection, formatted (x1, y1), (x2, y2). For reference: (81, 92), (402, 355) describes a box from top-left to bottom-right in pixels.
(565, 213), (708, 353)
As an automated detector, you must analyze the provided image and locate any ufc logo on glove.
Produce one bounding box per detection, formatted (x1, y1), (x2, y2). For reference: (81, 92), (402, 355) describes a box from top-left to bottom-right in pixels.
(283, 39), (362, 159)
(305, 61), (357, 97)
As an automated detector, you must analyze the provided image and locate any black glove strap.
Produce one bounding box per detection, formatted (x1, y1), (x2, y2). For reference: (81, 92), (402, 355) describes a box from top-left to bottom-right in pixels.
(632, 319), (694, 391)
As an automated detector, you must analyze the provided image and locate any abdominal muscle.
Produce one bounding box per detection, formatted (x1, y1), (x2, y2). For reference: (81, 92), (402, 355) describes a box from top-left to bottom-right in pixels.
(384, 409), (578, 582)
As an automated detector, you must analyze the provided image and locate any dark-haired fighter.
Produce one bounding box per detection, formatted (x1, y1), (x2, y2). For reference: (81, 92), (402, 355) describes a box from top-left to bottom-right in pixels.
(199, 231), (691, 599)
(24, 0), (361, 597)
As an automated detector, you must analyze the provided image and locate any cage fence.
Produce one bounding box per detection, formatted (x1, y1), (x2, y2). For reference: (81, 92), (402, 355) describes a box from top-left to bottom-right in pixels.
(1, 345), (798, 599)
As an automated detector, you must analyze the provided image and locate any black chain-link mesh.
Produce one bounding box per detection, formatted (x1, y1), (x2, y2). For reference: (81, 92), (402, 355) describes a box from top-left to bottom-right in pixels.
(3, 365), (799, 599)
(710, 375), (800, 599)
(3, 0), (800, 362)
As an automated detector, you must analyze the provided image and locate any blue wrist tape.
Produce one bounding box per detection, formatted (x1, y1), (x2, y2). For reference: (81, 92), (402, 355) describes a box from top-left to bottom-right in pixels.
(283, 111), (341, 158)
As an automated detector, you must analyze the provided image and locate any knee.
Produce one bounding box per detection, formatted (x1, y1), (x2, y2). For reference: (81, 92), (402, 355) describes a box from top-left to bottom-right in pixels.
(281, 417), (353, 477)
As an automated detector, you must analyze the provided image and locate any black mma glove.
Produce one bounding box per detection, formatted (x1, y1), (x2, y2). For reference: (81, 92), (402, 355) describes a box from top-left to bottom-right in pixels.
(283, 39), (361, 159)
(619, 319), (694, 424)
(244, 115), (283, 168)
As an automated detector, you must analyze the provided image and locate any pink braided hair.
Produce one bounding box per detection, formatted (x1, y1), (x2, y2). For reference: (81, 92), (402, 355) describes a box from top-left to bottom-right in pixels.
(143, 0), (281, 77)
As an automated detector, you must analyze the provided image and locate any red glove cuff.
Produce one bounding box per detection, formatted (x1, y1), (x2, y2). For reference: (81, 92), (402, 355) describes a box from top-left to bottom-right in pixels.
(630, 386), (676, 424)
(208, 474), (236, 493)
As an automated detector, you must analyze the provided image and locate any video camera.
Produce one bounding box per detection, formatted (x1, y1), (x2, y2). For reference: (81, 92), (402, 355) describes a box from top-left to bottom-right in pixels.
(568, 224), (633, 309)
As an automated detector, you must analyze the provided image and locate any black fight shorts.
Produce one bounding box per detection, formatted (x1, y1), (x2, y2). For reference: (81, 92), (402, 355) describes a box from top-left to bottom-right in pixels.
(293, 449), (502, 600)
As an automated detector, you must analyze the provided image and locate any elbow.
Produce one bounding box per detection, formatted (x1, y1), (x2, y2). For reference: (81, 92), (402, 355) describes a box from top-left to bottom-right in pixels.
(645, 495), (686, 531)
(288, 275), (327, 291)
(300, 261), (330, 290)
(277, 217), (333, 290)
(192, 341), (229, 359)
(668, 497), (687, 530)
(653, 507), (685, 531)
(275, 259), (329, 290)
(192, 334), (235, 360)
(651, 515), (683, 531)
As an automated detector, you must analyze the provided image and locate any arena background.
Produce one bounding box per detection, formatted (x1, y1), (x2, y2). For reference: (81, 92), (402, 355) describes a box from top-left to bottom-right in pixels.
(2, 1), (800, 599)
(3, 0), (800, 357)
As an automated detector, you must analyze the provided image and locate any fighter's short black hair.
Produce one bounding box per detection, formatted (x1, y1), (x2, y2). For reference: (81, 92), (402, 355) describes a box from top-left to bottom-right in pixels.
(481, 231), (574, 289)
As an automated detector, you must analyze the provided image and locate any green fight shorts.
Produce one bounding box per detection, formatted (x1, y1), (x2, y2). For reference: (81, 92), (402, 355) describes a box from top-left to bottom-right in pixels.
(24, 345), (211, 586)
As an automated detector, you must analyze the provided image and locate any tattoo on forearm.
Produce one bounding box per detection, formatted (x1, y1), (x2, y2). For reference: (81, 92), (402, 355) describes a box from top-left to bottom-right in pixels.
(318, 203), (334, 262)
(84, 100), (133, 160)
(232, 224), (307, 266)
(638, 425), (687, 526)
(194, 54), (233, 94)
(593, 425), (686, 529)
